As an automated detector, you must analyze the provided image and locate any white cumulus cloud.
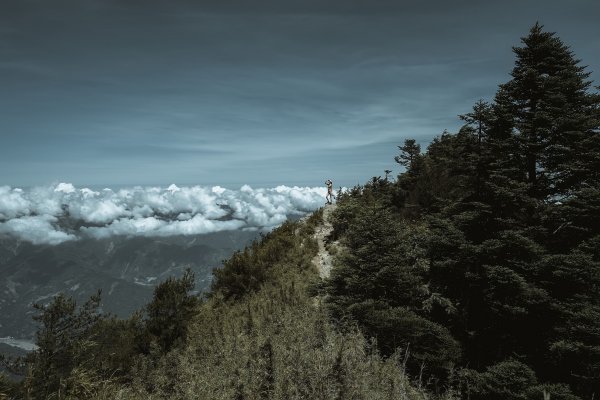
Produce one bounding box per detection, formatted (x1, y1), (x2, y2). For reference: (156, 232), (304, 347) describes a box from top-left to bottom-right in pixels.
(0, 215), (77, 245)
(0, 183), (332, 245)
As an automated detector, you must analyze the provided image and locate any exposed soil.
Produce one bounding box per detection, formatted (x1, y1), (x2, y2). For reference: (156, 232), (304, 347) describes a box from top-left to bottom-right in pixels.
(312, 204), (337, 279)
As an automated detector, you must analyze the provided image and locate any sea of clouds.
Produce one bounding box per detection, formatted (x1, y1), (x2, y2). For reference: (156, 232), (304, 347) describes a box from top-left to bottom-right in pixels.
(0, 183), (329, 245)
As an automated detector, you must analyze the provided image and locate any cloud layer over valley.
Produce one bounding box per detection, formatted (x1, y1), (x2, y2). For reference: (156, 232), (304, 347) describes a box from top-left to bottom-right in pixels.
(0, 183), (328, 245)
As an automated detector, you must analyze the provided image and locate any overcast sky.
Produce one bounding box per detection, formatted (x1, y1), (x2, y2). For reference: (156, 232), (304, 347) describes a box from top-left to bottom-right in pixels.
(1, 0), (599, 188)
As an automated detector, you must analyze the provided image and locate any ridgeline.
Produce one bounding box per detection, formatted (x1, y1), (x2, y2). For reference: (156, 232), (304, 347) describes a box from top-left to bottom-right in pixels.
(2, 23), (600, 400)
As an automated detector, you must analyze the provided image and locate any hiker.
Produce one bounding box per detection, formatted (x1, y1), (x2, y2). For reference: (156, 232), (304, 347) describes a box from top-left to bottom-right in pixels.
(325, 179), (334, 204)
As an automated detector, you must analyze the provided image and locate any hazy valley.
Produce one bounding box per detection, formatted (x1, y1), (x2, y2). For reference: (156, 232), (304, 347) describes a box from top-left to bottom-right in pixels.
(0, 231), (259, 343)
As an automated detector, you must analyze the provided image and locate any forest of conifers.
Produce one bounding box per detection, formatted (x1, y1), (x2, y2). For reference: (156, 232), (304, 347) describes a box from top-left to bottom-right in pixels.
(1, 23), (599, 400)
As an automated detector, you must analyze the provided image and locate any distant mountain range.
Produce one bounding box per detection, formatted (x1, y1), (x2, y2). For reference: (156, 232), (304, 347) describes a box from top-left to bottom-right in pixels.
(0, 230), (259, 344)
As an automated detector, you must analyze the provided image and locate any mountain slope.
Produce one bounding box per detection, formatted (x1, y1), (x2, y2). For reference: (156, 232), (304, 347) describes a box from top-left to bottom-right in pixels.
(3, 210), (435, 400)
(0, 230), (259, 339)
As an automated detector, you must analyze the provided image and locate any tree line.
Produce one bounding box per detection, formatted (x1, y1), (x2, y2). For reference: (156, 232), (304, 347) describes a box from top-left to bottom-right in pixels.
(323, 23), (600, 400)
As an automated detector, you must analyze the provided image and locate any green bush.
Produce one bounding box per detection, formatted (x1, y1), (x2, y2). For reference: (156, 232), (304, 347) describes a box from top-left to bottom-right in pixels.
(526, 383), (581, 400)
(461, 360), (537, 400)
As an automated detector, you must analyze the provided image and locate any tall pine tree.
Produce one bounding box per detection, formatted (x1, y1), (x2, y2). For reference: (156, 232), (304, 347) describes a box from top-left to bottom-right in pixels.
(496, 22), (600, 200)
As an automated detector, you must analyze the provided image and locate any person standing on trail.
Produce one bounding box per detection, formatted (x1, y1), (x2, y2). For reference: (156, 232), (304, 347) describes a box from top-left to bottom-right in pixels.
(325, 179), (334, 204)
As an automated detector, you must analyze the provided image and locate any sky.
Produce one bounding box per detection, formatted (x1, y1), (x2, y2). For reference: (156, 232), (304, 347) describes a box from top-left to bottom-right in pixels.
(1, 0), (599, 188)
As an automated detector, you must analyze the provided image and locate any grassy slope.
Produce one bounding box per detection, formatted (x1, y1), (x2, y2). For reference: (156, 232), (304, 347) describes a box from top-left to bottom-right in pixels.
(90, 209), (435, 400)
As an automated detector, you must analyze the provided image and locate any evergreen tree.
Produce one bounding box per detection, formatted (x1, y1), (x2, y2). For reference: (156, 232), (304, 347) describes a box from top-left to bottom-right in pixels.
(395, 138), (422, 173)
(144, 268), (199, 354)
(458, 99), (494, 200)
(325, 204), (460, 377)
(459, 99), (494, 148)
(24, 291), (104, 399)
(497, 22), (600, 199)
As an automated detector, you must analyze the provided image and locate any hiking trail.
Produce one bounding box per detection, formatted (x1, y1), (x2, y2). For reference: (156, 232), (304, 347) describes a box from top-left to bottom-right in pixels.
(312, 203), (337, 279)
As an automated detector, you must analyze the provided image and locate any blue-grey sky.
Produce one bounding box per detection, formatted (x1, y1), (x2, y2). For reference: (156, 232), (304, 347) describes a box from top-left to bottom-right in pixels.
(1, 0), (599, 188)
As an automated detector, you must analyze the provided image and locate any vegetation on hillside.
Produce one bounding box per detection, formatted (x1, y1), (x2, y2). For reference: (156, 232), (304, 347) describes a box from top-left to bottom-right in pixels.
(0, 211), (432, 399)
(322, 23), (600, 400)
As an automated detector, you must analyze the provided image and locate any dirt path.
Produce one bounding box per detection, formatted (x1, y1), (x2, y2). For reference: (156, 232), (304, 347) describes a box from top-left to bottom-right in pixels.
(312, 204), (336, 279)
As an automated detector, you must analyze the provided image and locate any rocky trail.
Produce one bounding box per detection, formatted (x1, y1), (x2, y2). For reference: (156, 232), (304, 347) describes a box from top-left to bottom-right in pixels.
(312, 203), (337, 279)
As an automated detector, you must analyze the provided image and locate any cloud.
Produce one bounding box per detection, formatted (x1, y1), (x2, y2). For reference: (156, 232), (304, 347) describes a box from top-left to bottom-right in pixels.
(0, 186), (31, 219)
(0, 214), (76, 245)
(0, 183), (330, 245)
(82, 214), (246, 239)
